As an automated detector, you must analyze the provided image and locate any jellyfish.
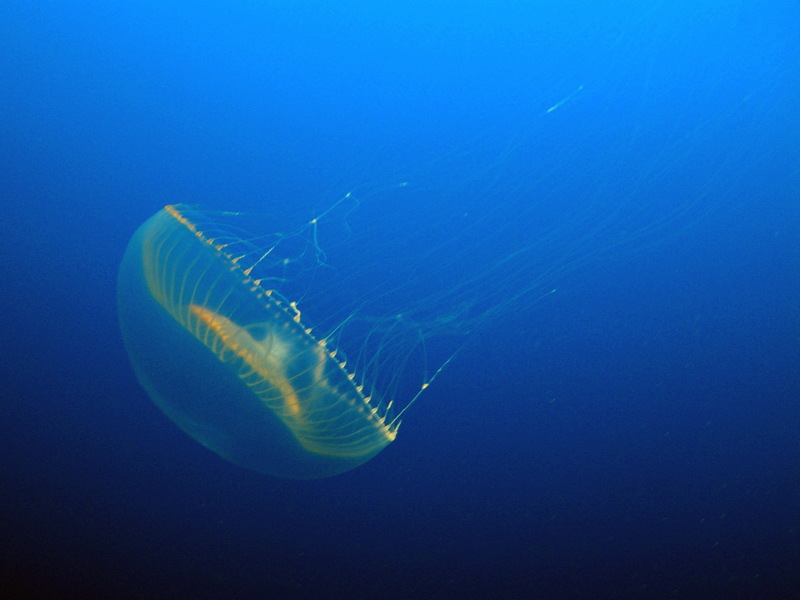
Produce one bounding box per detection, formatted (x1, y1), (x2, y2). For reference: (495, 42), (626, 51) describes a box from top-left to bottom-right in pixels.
(119, 85), (727, 479)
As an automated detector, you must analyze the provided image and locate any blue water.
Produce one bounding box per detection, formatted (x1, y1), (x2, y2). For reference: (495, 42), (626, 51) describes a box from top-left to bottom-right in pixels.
(1, 2), (798, 598)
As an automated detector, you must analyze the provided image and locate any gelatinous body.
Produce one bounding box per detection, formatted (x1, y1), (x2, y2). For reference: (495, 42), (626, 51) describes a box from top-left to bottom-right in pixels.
(118, 205), (396, 479)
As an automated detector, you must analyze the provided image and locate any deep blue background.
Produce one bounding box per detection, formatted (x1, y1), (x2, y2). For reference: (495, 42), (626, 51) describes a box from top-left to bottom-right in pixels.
(1, 2), (798, 599)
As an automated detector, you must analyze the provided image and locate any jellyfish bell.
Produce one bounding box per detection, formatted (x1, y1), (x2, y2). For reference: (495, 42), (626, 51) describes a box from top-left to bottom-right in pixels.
(118, 203), (404, 479)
